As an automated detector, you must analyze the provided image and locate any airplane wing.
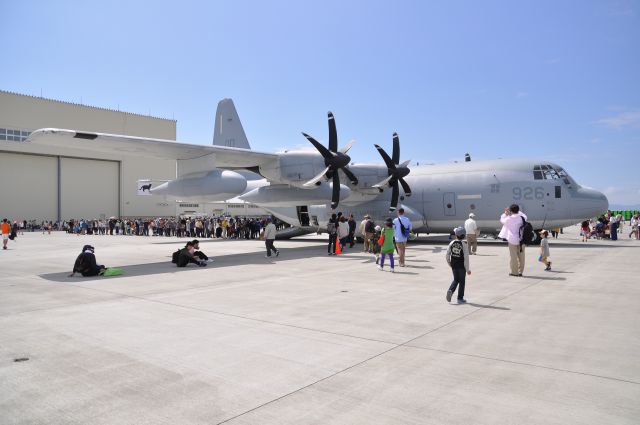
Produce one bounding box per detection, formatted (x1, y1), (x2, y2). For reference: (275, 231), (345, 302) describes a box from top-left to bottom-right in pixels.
(26, 128), (279, 167)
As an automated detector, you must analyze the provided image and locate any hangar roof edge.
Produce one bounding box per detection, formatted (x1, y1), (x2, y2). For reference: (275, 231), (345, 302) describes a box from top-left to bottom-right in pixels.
(0, 89), (177, 123)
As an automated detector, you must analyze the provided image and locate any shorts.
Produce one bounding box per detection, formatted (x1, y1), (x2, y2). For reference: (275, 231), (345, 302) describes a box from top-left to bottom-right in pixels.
(538, 256), (549, 263)
(2, 234), (8, 241)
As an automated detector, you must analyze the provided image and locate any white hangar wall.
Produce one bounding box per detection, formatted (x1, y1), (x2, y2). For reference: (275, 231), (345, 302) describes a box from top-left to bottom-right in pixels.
(0, 90), (178, 221)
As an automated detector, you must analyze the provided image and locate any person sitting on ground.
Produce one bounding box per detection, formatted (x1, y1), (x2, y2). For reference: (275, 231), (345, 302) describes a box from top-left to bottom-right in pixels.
(69, 245), (107, 277)
(191, 239), (213, 262)
(176, 241), (207, 267)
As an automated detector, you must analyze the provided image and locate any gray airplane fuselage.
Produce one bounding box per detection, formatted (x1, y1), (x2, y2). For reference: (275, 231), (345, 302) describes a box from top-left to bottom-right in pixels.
(263, 159), (608, 234)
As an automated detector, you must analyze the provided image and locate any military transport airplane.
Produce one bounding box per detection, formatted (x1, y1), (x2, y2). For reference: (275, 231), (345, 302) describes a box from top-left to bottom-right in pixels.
(26, 99), (608, 241)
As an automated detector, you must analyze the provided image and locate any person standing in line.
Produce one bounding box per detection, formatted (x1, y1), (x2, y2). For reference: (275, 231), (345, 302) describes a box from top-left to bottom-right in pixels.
(446, 226), (471, 304)
(392, 208), (412, 267)
(337, 216), (350, 251)
(538, 230), (552, 271)
(378, 219), (396, 273)
(347, 214), (356, 248)
(263, 217), (279, 258)
(499, 204), (527, 277)
(327, 213), (338, 255)
(2, 218), (10, 250)
(360, 214), (374, 253)
(464, 213), (479, 255)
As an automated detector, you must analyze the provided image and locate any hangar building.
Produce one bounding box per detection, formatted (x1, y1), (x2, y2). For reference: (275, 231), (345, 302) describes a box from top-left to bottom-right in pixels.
(0, 90), (179, 222)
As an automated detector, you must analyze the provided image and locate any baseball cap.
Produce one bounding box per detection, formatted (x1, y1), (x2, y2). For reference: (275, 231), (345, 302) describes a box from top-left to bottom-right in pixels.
(469, 213), (475, 218)
(454, 226), (466, 237)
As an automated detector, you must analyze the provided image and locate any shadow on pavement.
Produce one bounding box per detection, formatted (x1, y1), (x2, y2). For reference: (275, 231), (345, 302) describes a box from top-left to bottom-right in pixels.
(39, 245), (371, 283)
(467, 302), (511, 310)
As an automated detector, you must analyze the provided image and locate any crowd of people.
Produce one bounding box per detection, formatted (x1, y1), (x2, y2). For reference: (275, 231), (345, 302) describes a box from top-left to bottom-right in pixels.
(579, 211), (639, 241)
(4, 206), (637, 307)
(3, 216), (288, 239)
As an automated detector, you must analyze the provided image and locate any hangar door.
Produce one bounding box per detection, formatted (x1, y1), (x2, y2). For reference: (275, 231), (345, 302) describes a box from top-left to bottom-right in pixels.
(60, 158), (118, 220)
(0, 152), (57, 221)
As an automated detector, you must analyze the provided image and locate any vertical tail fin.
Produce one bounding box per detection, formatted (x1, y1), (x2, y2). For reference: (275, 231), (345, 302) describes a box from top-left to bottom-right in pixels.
(213, 98), (251, 149)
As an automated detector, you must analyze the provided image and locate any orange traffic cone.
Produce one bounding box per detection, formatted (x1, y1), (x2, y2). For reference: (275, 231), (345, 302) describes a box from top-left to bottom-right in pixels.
(335, 240), (342, 255)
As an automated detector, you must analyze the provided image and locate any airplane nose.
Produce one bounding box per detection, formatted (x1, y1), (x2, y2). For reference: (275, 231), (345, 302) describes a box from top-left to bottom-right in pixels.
(572, 187), (609, 219)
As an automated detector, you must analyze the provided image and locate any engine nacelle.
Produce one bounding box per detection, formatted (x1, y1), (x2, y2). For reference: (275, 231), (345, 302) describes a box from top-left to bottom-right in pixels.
(239, 182), (351, 207)
(259, 152), (327, 187)
(150, 169), (247, 200)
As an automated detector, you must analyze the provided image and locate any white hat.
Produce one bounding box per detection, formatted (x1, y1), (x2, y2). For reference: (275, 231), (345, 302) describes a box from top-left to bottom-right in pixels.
(469, 213), (475, 218)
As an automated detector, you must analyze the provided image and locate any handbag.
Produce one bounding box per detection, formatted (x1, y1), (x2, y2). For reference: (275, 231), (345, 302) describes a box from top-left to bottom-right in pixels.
(377, 234), (385, 247)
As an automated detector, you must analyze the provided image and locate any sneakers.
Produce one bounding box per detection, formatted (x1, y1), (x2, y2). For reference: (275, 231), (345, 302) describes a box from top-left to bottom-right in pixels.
(265, 255), (271, 258)
(377, 265), (383, 271)
(390, 268), (395, 273)
(446, 290), (453, 302)
(457, 298), (467, 304)
(509, 273), (519, 277)
(198, 262), (207, 267)
(545, 262), (551, 271)
(275, 251), (280, 257)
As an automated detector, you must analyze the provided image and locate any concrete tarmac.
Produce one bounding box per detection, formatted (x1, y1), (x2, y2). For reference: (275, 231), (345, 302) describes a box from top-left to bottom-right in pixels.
(0, 230), (639, 424)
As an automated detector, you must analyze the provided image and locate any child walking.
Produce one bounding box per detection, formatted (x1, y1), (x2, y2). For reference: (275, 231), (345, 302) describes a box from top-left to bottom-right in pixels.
(446, 226), (471, 304)
(539, 230), (551, 271)
(377, 220), (396, 273)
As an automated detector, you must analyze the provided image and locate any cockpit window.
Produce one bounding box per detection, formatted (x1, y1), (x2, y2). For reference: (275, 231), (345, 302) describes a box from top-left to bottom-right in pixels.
(533, 164), (567, 181)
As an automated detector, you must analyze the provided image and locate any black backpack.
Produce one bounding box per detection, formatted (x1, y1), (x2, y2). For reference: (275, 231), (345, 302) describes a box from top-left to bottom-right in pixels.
(171, 249), (181, 264)
(365, 219), (375, 233)
(520, 217), (536, 245)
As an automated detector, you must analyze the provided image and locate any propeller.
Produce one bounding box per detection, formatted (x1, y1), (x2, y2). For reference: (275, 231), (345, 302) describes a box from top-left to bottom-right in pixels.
(373, 132), (412, 211)
(302, 112), (358, 209)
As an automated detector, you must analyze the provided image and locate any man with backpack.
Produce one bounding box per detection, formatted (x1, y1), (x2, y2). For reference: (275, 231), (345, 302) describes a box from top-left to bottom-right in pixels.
(499, 204), (528, 277)
(393, 208), (412, 267)
(361, 214), (375, 253)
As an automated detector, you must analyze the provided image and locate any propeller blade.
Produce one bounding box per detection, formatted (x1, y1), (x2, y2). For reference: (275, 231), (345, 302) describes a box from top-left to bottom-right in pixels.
(399, 177), (412, 196)
(342, 167), (359, 185)
(331, 172), (340, 209)
(303, 166), (331, 187)
(390, 183), (399, 211)
(372, 174), (394, 188)
(399, 159), (411, 168)
(302, 133), (333, 160)
(328, 112), (337, 153)
(339, 139), (356, 154)
(392, 132), (400, 164)
(374, 144), (396, 171)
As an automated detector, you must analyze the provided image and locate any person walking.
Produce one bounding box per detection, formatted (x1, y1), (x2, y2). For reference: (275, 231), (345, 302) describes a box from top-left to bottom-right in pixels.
(2, 218), (10, 250)
(538, 230), (552, 271)
(263, 217), (279, 258)
(446, 226), (471, 304)
(464, 213), (479, 255)
(377, 220), (396, 272)
(392, 208), (412, 267)
(499, 204), (527, 277)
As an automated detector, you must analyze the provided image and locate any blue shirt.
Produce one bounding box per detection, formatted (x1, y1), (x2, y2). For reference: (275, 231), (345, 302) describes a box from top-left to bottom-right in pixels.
(393, 215), (412, 242)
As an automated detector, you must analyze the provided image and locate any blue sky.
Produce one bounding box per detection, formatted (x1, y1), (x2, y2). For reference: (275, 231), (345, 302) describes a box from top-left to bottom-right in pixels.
(2, 0), (639, 205)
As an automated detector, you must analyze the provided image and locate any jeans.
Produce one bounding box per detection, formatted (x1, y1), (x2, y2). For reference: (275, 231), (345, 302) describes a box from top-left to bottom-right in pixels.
(328, 234), (337, 254)
(265, 239), (278, 256)
(448, 267), (466, 299)
(380, 253), (395, 268)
